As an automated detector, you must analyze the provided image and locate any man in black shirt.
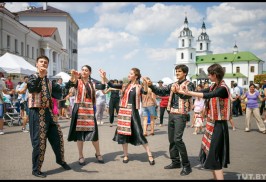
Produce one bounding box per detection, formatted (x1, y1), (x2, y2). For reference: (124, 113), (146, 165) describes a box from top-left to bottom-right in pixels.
(105, 79), (120, 127)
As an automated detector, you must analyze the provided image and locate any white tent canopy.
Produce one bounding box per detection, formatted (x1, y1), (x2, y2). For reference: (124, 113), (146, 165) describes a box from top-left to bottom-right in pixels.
(0, 52), (36, 75)
(53, 71), (70, 83)
(161, 77), (173, 85)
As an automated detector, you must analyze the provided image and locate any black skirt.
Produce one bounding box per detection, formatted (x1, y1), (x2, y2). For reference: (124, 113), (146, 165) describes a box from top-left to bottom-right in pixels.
(199, 120), (230, 170)
(113, 109), (148, 146)
(67, 103), (98, 142)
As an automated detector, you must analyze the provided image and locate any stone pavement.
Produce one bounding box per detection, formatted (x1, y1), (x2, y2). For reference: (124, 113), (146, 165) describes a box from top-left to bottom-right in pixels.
(0, 113), (266, 180)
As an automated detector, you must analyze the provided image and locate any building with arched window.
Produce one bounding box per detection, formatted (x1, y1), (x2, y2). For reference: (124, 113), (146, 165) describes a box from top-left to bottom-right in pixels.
(174, 16), (264, 88)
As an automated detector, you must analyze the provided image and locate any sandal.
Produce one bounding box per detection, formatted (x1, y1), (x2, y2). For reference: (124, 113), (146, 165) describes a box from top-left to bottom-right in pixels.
(78, 157), (85, 166)
(123, 156), (129, 163)
(95, 153), (104, 163)
(148, 155), (155, 165)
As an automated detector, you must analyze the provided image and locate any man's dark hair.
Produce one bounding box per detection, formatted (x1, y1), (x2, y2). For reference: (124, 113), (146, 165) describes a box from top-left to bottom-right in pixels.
(175, 64), (189, 76)
(36, 55), (49, 63)
(207, 63), (225, 81)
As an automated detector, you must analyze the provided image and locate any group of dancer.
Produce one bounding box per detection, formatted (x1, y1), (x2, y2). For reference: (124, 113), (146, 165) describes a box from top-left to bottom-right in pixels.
(28, 55), (230, 180)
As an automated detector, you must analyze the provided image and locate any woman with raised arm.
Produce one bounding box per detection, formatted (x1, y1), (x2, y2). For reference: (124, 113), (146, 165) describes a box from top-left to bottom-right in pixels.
(99, 68), (155, 165)
(65, 65), (106, 166)
(178, 63), (231, 180)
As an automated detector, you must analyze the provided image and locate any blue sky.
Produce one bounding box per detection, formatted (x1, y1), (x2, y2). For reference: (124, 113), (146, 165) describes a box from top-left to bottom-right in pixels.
(5, 2), (266, 82)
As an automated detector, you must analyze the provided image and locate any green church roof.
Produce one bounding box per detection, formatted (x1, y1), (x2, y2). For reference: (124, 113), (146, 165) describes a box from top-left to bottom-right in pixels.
(224, 73), (247, 78)
(191, 72), (247, 79)
(196, 51), (262, 64)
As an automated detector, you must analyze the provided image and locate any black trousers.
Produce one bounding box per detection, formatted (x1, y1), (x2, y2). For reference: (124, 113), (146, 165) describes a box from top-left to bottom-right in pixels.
(109, 98), (120, 124)
(260, 100), (265, 115)
(168, 113), (190, 167)
(159, 107), (169, 125)
(29, 108), (65, 172)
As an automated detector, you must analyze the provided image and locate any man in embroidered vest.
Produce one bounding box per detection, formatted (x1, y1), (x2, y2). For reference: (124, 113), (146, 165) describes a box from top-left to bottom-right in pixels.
(27, 56), (71, 178)
(145, 64), (194, 176)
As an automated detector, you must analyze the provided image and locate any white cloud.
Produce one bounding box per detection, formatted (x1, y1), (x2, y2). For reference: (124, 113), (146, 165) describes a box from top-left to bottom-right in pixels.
(203, 2), (266, 57)
(146, 48), (176, 61)
(78, 27), (139, 53)
(123, 49), (139, 60)
(125, 3), (202, 35)
(46, 2), (96, 13)
(4, 2), (30, 12)
(94, 2), (134, 14)
(93, 3), (202, 36)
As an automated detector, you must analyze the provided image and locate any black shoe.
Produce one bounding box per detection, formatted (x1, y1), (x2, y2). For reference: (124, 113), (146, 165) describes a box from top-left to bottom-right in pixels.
(78, 157), (86, 166)
(164, 163), (181, 169)
(180, 167), (192, 176)
(123, 156), (129, 163)
(32, 171), (47, 178)
(61, 162), (71, 170)
(148, 156), (155, 165)
(95, 154), (104, 163)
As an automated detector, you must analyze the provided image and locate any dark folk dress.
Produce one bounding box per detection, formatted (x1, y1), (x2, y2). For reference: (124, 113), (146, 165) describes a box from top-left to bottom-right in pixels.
(200, 82), (230, 170)
(65, 79), (105, 142)
(109, 82), (148, 146)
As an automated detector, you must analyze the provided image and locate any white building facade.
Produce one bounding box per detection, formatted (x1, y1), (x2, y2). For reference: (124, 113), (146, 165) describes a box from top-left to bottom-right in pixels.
(174, 17), (264, 88)
(16, 3), (79, 73)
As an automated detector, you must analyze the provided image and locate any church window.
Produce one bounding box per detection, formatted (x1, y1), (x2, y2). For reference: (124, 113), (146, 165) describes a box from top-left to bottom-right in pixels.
(181, 53), (184, 59)
(190, 53), (192, 59)
(200, 43), (202, 50)
(250, 66), (254, 72)
(182, 39), (185, 47)
(207, 43), (209, 50)
(189, 39), (191, 47)
(236, 67), (240, 73)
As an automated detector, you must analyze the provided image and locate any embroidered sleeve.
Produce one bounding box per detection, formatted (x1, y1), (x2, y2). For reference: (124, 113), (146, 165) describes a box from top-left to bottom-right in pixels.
(27, 74), (42, 93)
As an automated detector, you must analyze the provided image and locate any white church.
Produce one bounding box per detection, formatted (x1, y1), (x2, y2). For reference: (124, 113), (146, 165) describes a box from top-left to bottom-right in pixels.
(174, 17), (264, 88)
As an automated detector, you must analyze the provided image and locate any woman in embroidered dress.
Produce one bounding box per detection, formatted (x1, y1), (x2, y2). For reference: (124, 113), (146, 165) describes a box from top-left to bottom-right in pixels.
(65, 65), (106, 165)
(179, 63), (230, 180)
(99, 68), (155, 165)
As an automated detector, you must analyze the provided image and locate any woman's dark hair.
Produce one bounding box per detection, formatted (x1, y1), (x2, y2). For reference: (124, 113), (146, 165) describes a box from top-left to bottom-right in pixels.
(81, 65), (95, 105)
(36, 55), (49, 63)
(207, 63), (224, 81)
(175, 64), (189, 76)
(82, 65), (91, 72)
(249, 83), (256, 88)
(121, 68), (141, 98)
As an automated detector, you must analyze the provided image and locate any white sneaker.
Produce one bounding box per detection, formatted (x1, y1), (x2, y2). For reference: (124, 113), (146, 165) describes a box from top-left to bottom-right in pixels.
(233, 127), (236, 131)
(100, 121), (104, 125)
(245, 128), (250, 132)
(0, 130), (4, 135)
(22, 128), (29, 133)
(97, 121), (100, 125)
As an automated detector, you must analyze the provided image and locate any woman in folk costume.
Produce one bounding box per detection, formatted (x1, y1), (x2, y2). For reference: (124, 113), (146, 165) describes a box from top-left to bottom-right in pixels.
(99, 68), (155, 165)
(178, 63), (230, 180)
(65, 65), (106, 165)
